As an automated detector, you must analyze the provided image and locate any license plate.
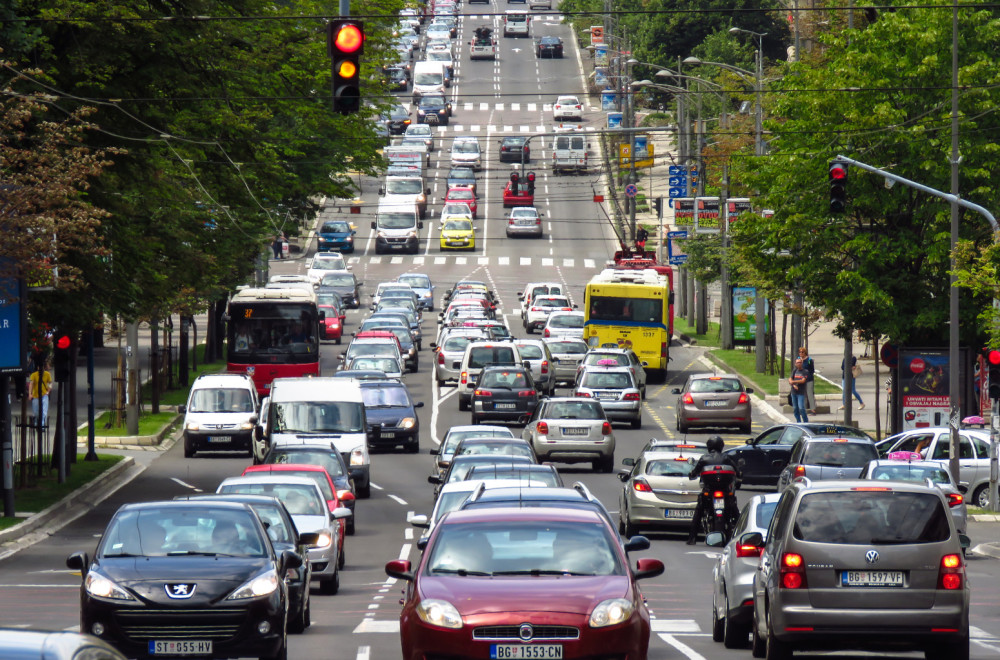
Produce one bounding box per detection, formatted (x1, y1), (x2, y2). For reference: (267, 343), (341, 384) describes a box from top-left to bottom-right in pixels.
(207, 436), (230, 443)
(561, 427), (588, 435)
(841, 570), (904, 587)
(495, 403), (517, 409)
(666, 509), (695, 518)
(704, 400), (729, 408)
(491, 644), (563, 659)
(448, 240), (467, 246)
(380, 432), (396, 438)
(596, 393), (617, 400)
(149, 641), (213, 655)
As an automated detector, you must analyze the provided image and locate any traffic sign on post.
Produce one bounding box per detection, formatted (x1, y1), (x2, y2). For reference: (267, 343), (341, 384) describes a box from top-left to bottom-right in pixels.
(668, 176), (687, 187)
(668, 187), (685, 199)
(624, 184), (638, 198)
(668, 165), (685, 176)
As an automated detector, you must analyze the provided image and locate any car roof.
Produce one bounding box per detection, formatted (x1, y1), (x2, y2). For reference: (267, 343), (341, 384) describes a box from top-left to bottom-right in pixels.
(437, 478), (533, 495)
(245, 463), (330, 475)
(688, 372), (741, 380)
(219, 474), (319, 487)
(446, 424), (512, 434)
(451, 454), (532, 464)
(789, 478), (947, 496)
(118, 499), (252, 513)
(440, 506), (604, 526)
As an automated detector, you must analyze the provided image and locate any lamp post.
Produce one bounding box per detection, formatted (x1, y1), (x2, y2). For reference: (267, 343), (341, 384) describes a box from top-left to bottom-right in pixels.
(727, 28), (767, 158)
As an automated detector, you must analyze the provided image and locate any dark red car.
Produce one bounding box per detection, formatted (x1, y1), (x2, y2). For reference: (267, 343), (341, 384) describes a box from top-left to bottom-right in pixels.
(318, 292), (345, 343)
(386, 507), (663, 660)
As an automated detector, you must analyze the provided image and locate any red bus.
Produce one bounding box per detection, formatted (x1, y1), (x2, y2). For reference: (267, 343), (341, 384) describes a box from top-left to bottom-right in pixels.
(227, 287), (321, 396)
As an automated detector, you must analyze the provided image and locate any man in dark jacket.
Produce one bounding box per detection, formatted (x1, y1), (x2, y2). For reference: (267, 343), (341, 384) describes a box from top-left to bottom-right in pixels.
(686, 435), (741, 544)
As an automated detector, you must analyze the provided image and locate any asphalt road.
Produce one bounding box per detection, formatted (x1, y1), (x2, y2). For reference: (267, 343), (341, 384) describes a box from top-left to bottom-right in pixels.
(5, 4), (1000, 660)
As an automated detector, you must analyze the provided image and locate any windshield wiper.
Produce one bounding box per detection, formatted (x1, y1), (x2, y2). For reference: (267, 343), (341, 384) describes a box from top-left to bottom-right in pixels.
(430, 567), (491, 576)
(492, 569), (589, 576)
(167, 550), (226, 557)
(102, 552), (144, 558)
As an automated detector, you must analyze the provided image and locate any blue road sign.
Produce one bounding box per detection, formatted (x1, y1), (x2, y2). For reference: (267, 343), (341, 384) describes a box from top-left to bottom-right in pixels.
(624, 183), (638, 198)
(667, 230), (688, 239)
(668, 165), (685, 176)
(668, 176), (687, 187)
(669, 255), (688, 265)
(668, 187), (685, 198)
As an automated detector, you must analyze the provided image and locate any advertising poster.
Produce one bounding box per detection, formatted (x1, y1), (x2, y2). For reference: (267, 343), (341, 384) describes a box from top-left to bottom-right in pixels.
(672, 198), (695, 229)
(589, 26), (604, 45)
(898, 348), (950, 430)
(0, 275), (26, 374)
(606, 111), (622, 129)
(600, 90), (617, 111)
(731, 286), (768, 344)
(694, 197), (721, 234)
(725, 197), (752, 231)
(595, 45), (608, 65)
(595, 67), (608, 88)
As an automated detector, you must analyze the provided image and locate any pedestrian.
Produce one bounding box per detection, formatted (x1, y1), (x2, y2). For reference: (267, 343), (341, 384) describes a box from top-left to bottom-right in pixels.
(840, 355), (865, 410)
(798, 346), (816, 414)
(28, 357), (52, 425)
(271, 233), (282, 259)
(635, 226), (649, 252)
(789, 357), (809, 423)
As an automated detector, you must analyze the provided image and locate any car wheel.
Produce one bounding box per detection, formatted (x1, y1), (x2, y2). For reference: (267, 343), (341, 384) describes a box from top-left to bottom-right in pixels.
(258, 628), (288, 660)
(459, 397), (470, 412)
(619, 510), (637, 538)
(926, 637), (968, 660)
(320, 569), (340, 595)
(765, 608), (791, 660)
(346, 516), (355, 535)
(751, 606), (766, 658)
(723, 592), (750, 649)
(407, 439), (420, 454)
(740, 423), (752, 434)
(973, 484), (989, 509)
(184, 440), (195, 459)
(630, 415), (642, 429)
(596, 455), (614, 473)
(289, 591), (309, 634)
(304, 592), (312, 628)
(711, 593), (724, 642)
(338, 542), (346, 569)
(336, 336), (342, 345)
(357, 481), (371, 499)
(641, 385), (647, 399)
(676, 417), (689, 434)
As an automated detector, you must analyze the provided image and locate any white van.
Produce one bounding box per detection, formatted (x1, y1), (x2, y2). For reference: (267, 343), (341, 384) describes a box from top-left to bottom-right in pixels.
(455, 340), (525, 411)
(180, 372), (258, 458)
(553, 134), (589, 173)
(379, 175), (430, 218)
(503, 10), (530, 37)
(412, 61), (447, 101)
(262, 377), (374, 497)
(372, 200), (423, 254)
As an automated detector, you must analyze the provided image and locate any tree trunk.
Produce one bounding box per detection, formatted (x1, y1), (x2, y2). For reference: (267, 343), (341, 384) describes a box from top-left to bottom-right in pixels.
(150, 319), (160, 415)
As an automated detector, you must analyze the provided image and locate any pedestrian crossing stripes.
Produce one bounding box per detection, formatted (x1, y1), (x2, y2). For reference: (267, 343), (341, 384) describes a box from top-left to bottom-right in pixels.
(348, 256), (597, 269)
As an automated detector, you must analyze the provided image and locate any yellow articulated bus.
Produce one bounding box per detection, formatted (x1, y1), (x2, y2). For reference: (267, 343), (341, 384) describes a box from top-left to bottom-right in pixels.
(583, 268), (673, 382)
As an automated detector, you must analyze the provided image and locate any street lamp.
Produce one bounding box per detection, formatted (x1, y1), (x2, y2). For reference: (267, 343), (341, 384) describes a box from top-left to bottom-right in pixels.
(683, 55), (762, 157)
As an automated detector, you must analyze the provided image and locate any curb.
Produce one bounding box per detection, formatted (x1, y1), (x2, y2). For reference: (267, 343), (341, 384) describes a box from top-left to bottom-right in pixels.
(972, 542), (1000, 559)
(0, 456), (136, 547)
(81, 414), (181, 448)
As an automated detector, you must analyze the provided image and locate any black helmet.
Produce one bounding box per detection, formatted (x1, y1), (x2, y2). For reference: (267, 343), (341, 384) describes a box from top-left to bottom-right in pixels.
(707, 436), (725, 453)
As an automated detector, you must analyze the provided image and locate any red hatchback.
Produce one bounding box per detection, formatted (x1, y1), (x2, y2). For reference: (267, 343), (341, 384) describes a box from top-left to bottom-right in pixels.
(386, 507), (663, 660)
(444, 186), (478, 219)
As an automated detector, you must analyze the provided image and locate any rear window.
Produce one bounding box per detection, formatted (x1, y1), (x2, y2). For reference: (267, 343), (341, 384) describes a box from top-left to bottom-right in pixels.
(479, 370), (529, 388)
(793, 491), (951, 544)
(645, 459), (692, 477)
(468, 346), (516, 369)
(516, 344), (543, 359)
(536, 297), (569, 308)
(267, 449), (345, 478)
(582, 371), (632, 389)
(550, 314), (583, 328)
(803, 441), (877, 468)
(444, 336), (476, 352)
(756, 501), (779, 529)
(548, 340), (588, 355)
(690, 378), (742, 393)
(870, 464), (951, 485)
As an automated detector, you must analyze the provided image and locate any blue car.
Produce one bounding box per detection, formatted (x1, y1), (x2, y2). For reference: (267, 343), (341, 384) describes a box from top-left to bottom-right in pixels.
(317, 219), (356, 253)
(395, 272), (435, 311)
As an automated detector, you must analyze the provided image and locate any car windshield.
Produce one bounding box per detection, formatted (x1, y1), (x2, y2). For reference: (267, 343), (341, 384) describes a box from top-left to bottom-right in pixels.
(547, 340), (588, 355)
(318, 294), (342, 307)
(398, 275), (431, 289)
(219, 482), (326, 516)
(101, 507), (266, 558)
(549, 314), (583, 328)
(387, 180), (422, 194)
(479, 370), (529, 389)
(321, 221), (351, 233)
(803, 441), (877, 468)
(271, 400), (365, 434)
(321, 273), (354, 287)
(421, 96), (447, 107)
(453, 143), (478, 153)
(582, 371), (631, 389)
(442, 429), (514, 454)
(504, 138), (526, 146)
(350, 357), (399, 373)
(690, 378), (742, 393)
(379, 213), (416, 229)
(545, 401), (603, 419)
(268, 449), (345, 478)
(645, 459), (693, 477)
(588, 295), (662, 323)
(870, 464), (951, 484)
(459, 441), (533, 458)
(557, 97), (579, 105)
(449, 458), (528, 483)
(426, 521), (621, 576)
(188, 388), (254, 413)
(793, 491), (951, 545)
(443, 219), (473, 231)
(362, 385), (410, 407)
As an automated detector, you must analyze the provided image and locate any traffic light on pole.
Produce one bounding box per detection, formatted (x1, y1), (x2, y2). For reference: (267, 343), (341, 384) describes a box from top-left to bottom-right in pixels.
(652, 197), (663, 218)
(526, 171), (536, 194)
(986, 348), (1000, 400)
(829, 161), (848, 214)
(54, 333), (72, 382)
(329, 20), (364, 114)
(510, 171), (519, 195)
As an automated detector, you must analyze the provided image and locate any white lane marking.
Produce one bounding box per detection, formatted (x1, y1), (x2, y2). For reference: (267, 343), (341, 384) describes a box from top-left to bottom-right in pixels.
(464, 103), (473, 110)
(367, 603), (379, 610)
(651, 619), (701, 633)
(478, 257), (489, 265)
(479, 103), (489, 111)
(520, 125), (529, 132)
(356, 645), (371, 660)
(388, 494), (408, 506)
(434, 256), (446, 264)
(456, 256), (467, 265)
(520, 257), (531, 265)
(404, 527), (414, 540)
(472, 124), (481, 132)
(657, 634), (706, 660)
(170, 478), (201, 492)
(511, 103), (521, 111)
(503, 125), (512, 132)
(584, 259), (596, 268)
(370, 483), (384, 491)
(398, 543), (412, 560)
(499, 256), (510, 265)
(352, 620), (399, 633)
(528, 103), (537, 111)
(391, 256), (403, 264)
(414, 256), (425, 264)
(972, 625), (999, 640)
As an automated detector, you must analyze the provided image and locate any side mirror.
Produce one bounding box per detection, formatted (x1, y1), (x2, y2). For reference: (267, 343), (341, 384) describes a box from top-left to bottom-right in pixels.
(66, 552), (88, 572)
(428, 448), (439, 455)
(622, 457), (635, 466)
(178, 404), (187, 414)
(298, 532), (320, 547)
(409, 514), (430, 529)
(427, 474), (442, 485)
(414, 401), (425, 408)
(616, 470), (631, 482)
(426, 187), (431, 195)
(671, 388), (681, 394)
(740, 532), (765, 548)
(371, 221), (377, 229)
(634, 557), (665, 581)
(429, 343), (438, 350)
(772, 459), (787, 470)
(282, 550), (304, 570)
(960, 533), (971, 549)
(572, 304), (578, 309)
(745, 388), (754, 394)
(623, 535), (650, 552)
(254, 426), (263, 441)
(378, 186), (386, 195)
(338, 490), (356, 502)
(745, 438), (754, 445)
(249, 415), (259, 426)
(705, 532), (726, 547)
(385, 559), (414, 582)
(332, 506), (353, 520)
(418, 221), (424, 230)
(416, 536), (429, 551)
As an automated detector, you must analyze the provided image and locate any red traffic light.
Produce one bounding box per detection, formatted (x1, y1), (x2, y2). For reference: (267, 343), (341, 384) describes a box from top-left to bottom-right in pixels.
(987, 349), (1000, 366)
(56, 335), (71, 350)
(527, 172), (536, 182)
(333, 23), (364, 53)
(510, 172), (519, 182)
(829, 163), (847, 180)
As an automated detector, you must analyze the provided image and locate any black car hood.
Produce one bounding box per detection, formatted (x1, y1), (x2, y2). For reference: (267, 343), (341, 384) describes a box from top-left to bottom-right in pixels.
(322, 285), (356, 298)
(366, 406), (415, 427)
(95, 556), (272, 605)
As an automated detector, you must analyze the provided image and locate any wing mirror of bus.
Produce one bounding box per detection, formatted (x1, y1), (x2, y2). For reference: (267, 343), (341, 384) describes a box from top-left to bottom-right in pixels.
(418, 221), (424, 230)
(668, 291), (676, 305)
(371, 221), (377, 229)
(378, 186), (386, 195)
(425, 188), (431, 195)
(178, 405), (187, 415)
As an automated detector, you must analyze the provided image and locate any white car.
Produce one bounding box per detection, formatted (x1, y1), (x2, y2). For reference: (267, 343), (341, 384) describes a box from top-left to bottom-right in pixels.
(506, 207), (543, 238)
(306, 252), (349, 283)
(440, 203), (474, 224)
(542, 311), (585, 339)
(403, 123), (434, 151)
(524, 295), (574, 333)
(450, 137), (482, 170)
(425, 25), (452, 41)
(553, 95), (583, 121)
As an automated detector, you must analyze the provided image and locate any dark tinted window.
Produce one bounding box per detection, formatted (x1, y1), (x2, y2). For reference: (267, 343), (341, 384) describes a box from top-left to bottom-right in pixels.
(267, 449), (346, 478)
(793, 491), (950, 544)
(516, 344), (543, 359)
(803, 441), (877, 468)
(755, 501), (779, 530)
(468, 346), (516, 369)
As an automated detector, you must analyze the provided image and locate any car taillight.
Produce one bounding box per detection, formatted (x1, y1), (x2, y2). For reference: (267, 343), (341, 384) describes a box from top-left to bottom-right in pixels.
(531, 307), (540, 312)
(543, 328), (550, 337)
(682, 393), (694, 405)
(575, 104), (581, 109)
(794, 465), (806, 477)
(474, 389), (492, 397)
(561, 307), (572, 311)
(518, 390), (537, 397)
(576, 391), (591, 397)
(736, 542), (763, 558)
(713, 491), (725, 499)
(437, 351), (444, 365)
(536, 217), (541, 225)
(738, 393), (749, 404)
(524, 146), (530, 153)
(947, 493), (964, 508)
(623, 392), (640, 401)
(661, 342), (667, 358)
(938, 553), (964, 590)
(461, 371), (468, 384)
(541, 360), (549, 374)
(632, 479), (652, 493)
(780, 553), (806, 589)
(537, 421), (549, 435)
(601, 421), (612, 435)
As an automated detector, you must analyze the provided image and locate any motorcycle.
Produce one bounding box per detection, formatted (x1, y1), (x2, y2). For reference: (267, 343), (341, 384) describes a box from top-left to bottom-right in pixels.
(697, 464), (739, 543)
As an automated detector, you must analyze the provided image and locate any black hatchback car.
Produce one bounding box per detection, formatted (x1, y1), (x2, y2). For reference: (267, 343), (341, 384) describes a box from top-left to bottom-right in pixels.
(724, 423), (873, 486)
(470, 366), (540, 425)
(383, 102), (411, 134)
(535, 35), (564, 58)
(67, 500), (304, 660)
(498, 137), (530, 163)
(319, 270), (363, 308)
(360, 379), (424, 453)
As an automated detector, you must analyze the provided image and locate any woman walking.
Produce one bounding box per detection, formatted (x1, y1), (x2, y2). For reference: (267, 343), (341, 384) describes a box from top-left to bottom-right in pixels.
(840, 356), (865, 410)
(789, 357), (809, 423)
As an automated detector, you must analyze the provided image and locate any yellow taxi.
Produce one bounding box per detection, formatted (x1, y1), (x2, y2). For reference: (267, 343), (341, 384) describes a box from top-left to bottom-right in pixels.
(439, 216), (476, 251)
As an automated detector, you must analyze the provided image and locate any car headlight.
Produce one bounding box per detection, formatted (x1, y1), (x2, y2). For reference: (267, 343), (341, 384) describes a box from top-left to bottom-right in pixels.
(407, 231), (418, 239)
(377, 231), (387, 239)
(313, 531), (334, 549)
(85, 572), (135, 601)
(400, 417), (417, 430)
(317, 236), (327, 243)
(240, 421), (254, 430)
(186, 422), (199, 431)
(589, 598), (634, 628)
(226, 570), (279, 600)
(345, 235), (353, 243)
(350, 447), (366, 466)
(416, 599), (463, 629)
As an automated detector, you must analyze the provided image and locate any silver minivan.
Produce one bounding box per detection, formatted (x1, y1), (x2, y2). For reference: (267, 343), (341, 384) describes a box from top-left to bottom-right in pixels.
(180, 373), (259, 458)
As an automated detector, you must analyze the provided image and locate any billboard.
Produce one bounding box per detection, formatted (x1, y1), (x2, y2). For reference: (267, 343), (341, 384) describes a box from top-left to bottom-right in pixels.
(725, 197), (753, 231)
(0, 275), (27, 374)
(672, 198), (695, 229)
(589, 26), (604, 45)
(731, 286), (769, 345)
(898, 348), (950, 430)
(694, 197), (721, 234)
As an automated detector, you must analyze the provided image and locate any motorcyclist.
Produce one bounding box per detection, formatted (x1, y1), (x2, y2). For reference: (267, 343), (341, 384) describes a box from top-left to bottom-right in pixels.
(686, 435), (741, 545)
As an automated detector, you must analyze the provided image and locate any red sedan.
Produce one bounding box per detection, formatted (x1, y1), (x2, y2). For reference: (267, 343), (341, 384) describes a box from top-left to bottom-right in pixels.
(318, 292), (346, 343)
(386, 507), (663, 660)
(502, 173), (536, 207)
(444, 186), (478, 219)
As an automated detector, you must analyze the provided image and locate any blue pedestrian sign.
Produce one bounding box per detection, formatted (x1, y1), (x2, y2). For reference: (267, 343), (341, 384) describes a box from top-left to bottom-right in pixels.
(667, 230), (688, 239)
(668, 176), (687, 187)
(668, 187), (685, 198)
(668, 165), (685, 176)
(624, 183), (638, 198)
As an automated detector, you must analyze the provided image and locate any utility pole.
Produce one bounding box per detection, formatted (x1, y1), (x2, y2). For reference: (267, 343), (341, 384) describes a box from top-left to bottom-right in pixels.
(126, 321), (139, 436)
(720, 164), (732, 350)
(948, 3), (962, 493)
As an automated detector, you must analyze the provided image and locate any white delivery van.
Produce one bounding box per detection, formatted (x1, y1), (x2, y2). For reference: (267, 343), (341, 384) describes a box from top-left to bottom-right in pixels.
(180, 372), (259, 458)
(383, 145), (429, 173)
(372, 200), (423, 254)
(379, 175), (431, 218)
(552, 134), (589, 173)
(412, 61), (447, 101)
(263, 377), (375, 497)
(503, 10), (530, 37)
